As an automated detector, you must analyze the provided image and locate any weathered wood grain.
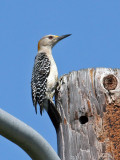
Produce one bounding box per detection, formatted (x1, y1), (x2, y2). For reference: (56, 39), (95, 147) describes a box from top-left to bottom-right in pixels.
(55, 68), (120, 160)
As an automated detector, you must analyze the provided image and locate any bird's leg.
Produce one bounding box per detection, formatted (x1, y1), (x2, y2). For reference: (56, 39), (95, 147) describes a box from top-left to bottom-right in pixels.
(56, 75), (66, 91)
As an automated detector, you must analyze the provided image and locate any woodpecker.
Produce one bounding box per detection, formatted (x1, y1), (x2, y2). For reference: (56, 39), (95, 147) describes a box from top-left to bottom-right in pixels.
(31, 34), (71, 128)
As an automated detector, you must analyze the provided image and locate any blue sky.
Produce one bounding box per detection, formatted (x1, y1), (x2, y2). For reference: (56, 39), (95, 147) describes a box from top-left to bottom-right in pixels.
(0, 0), (120, 159)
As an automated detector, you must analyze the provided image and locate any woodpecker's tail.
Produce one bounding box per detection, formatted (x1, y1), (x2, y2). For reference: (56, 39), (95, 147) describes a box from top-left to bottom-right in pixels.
(46, 99), (62, 131)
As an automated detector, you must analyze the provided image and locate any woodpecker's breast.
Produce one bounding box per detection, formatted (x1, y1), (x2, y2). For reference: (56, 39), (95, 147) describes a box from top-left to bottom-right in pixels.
(47, 56), (58, 90)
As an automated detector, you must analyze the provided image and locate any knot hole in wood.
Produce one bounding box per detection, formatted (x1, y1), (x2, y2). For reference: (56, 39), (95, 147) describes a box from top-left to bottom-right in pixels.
(103, 74), (118, 90)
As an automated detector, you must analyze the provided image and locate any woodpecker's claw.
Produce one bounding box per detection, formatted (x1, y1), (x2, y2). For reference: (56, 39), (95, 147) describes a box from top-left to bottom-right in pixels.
(56, 76), (66, 91)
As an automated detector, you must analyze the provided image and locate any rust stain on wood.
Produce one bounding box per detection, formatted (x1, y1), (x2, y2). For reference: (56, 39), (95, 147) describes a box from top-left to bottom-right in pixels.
(89, 69), (94, 89)
(74, 111), (78, 120)
(87, 100), (92, 116)
(94, 114), (104, 141)
(101, 104), (120, 159)
(96, 104), (120, 159)
(115, 98), (120, 106)
(64, 118), (67, 125)
(89, 68), (97, 97)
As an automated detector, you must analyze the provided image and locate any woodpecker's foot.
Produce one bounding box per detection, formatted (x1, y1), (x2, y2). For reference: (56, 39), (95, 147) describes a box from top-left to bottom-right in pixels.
(56, 81), (61, 92)
(56, 76), (66, 91)
(45, 91), (54, 101)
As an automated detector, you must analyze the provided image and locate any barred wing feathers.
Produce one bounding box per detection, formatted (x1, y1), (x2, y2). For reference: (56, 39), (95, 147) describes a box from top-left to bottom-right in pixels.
(31, 52), (51, 114)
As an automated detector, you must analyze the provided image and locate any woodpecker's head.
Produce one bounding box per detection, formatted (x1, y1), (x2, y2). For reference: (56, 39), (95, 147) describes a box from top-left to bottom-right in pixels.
(38, 34), (71, 51)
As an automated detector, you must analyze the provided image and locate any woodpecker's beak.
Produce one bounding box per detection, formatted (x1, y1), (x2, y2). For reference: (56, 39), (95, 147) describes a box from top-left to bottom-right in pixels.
(57, 34), (71, 42)
(52, 34), (71, 48)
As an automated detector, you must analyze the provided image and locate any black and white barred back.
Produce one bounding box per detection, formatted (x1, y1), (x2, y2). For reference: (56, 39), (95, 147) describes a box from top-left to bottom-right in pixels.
(31, 52), (51, 114)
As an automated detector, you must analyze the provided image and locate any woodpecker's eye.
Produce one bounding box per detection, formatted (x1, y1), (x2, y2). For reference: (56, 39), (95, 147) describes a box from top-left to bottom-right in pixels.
(48, 36), (53, 39)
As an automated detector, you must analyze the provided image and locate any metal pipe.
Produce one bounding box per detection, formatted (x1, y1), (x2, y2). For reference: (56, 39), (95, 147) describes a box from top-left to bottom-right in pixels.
(0, 108), (61, 160)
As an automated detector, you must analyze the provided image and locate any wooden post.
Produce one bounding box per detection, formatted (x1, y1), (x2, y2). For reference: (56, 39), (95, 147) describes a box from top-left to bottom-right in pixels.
(55, 68), (120, 160)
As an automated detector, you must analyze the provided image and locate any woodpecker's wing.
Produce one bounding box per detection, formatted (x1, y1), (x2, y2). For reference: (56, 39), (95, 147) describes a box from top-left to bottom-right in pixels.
(31, 52), (51, 113)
